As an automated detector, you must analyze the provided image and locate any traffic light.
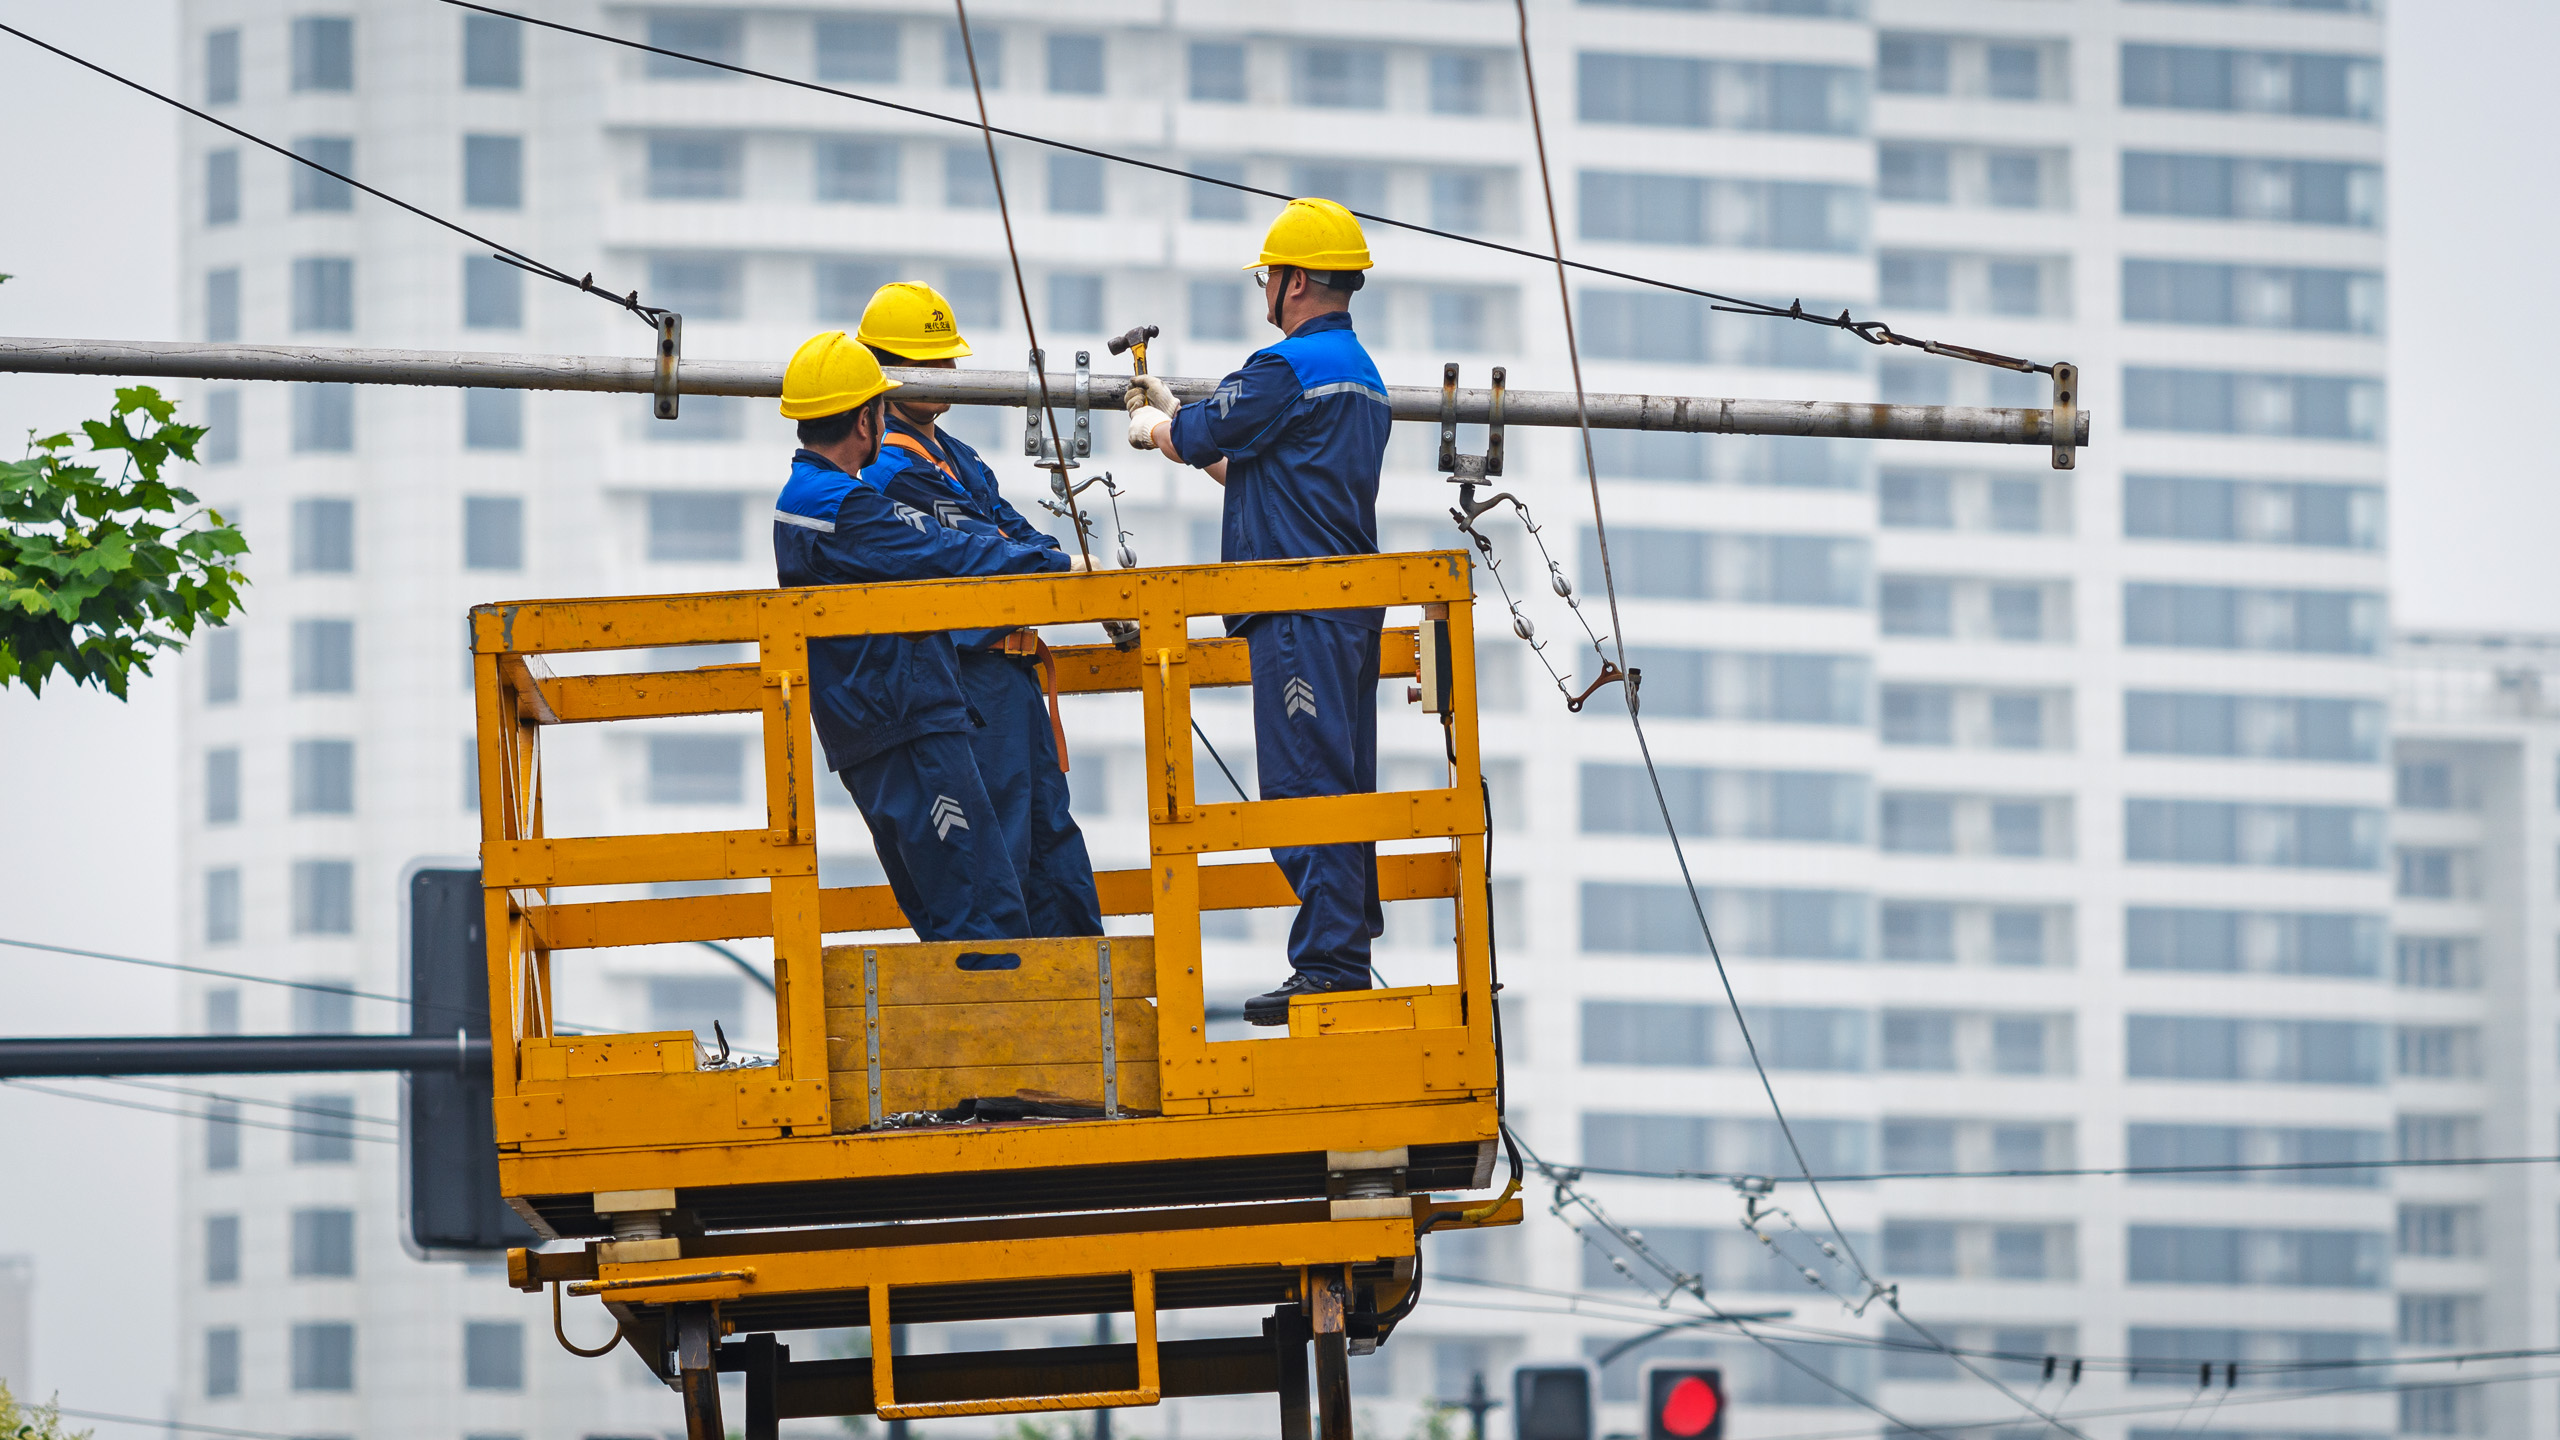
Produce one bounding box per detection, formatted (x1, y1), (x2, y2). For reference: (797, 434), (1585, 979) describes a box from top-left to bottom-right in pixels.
(1512, 1365), (1592, 1440)
(1644, 1367), (1725, 1440)
(403, 866), (537, 1256)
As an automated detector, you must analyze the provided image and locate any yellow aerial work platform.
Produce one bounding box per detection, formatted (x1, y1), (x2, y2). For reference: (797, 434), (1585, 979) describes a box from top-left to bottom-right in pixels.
(470, 551), (1520, 1440)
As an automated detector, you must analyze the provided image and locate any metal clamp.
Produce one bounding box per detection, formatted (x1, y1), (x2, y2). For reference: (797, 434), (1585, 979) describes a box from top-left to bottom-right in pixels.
(1097, 938), (1119, 1119)
(1024, 348), (1093, 467)
(2049, 361), (2077, 471)
(652, 313), (682, 421)
(862, 947), (883, 1129)
(1436, 363), (1505, 484)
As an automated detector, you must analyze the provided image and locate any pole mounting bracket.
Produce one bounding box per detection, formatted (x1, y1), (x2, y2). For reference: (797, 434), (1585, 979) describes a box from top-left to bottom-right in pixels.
(1436, 363), (1505, 484)
(651, 313), (682, 421)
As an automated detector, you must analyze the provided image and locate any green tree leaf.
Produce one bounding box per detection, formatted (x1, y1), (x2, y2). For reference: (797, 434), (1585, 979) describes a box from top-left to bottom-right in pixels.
(1, 385), (249, 698)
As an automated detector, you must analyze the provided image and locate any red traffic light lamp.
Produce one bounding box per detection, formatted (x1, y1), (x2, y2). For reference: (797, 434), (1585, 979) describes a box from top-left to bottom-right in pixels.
(1644, 1368), (1725, 1440)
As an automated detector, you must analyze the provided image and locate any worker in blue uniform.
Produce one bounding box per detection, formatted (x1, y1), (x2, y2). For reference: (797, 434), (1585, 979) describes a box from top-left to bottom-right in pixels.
(851, 281), (1104, 938)
(771, 331), (1089, 945)
(1126, 198), (1393, 1024)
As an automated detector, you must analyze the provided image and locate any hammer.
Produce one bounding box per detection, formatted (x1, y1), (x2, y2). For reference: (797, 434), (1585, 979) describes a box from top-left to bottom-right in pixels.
(1106, 323), (1159, 377)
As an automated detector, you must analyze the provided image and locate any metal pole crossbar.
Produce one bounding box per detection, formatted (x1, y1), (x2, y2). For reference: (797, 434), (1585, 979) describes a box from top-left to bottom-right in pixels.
(0, 336), (2091, 449)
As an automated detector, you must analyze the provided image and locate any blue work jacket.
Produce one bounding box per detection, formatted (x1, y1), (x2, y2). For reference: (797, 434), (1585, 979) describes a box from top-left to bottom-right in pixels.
(772, 448), (1070, 772)
(866, 418), (1062, 649)
(1168, 310), (1391, 634)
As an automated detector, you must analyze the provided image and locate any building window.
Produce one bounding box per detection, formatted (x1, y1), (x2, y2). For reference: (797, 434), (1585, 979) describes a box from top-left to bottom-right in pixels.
(289, 136), (354, 211)
(462, 134), (522, 209)
(204, 1099), (241, 1170)
(1428, 171), (1486, 234)
(1047, 152), (1104, 215)
(464, 1320), (526, 1390)
(2126, 1015), (2384, 1085)
(815, 258), (895, 323)
(203, 388), (240, 464)
(1048, 272), (1103, 332)
(815, 139), (898, 203)
(205, 1214), (240, 1284)
(290, 1320), (356, 1390)
(2396, 1024), (2481, 1079)
(2397, 1204), (2481, 1258)
(1579, 54), (1864, 135)
(206, 988), (240, 1034)
(816, 17), (900, 83)
(291, 618), (356, 694)
(2121, 151), (2382, 227)
(2124, 259), (2381, 334)
(292, 258), (354, 332)
(291, 1208), (356, 1277)
(205, 747), (241, 825)
(290, 860), (356, 937)
(1430, 291), (1485, 353)
(465, 496), (525, 571)
(291, 983), (353, 1034)
(205, 149), (240, 226)
(291, 383), (356, 453)
(2126, 908), (2383, 978)
(2396, 846), (2469, 899)
(290, 1091), (357, 1164)
(205, 1327), (241, 1397)
(205, 868), (243, 945)
(1580, 764), (1867, 844)
(648, 735), (746, 805)
(2125, 798), (2383, 869)
(463, 13), (523, 88)
(646, 13), (741, 80)
(2124, 692), (2380, 763)
(943, 21), (1002, 87)
(206, 28), (240, 105)
(464, 389), (523, 451)
(206, 268), (240, 343)
(462, 254), (523, 330)
(646, 492), (745, 562)
(1430, 52), (1488, 114)
(291, 739), (356, 816)
(2127, 1225), (2386, 1287)
(291, 17), (355, 93)
(647, 134), (742, 200)
(647, 255), (742, 320)
(1047, 33), (1104, 94)
(1188, 41), (1245, 102)
(1187, 158), (1246, 221)
(1188, 278), (1244, 342)
(2121, 44), (2380, 121)
(1879, 143), (1951, 203)
(2395, 937), (2479, 990)
(2122, 582), (2383, 654)
(2124, 367), (2384, 442)
(1581, 883), (1865, 960)
(2124, 474), (2383, 548)
(943, 143), (998, 208)
(1578, 173), (1865, 254)
(291, 498), (354, 573)
(2397, 759), (2458, 809)
(1294, 46), (1385, 109)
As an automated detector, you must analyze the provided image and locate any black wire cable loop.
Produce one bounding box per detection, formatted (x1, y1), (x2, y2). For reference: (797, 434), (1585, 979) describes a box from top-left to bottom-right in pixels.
(433, 0), (2050, 374)
(0, 19), (664, 329)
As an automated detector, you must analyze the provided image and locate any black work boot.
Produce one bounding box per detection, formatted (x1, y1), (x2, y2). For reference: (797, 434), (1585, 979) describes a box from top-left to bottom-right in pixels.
(1243, 972), (1357, 1027)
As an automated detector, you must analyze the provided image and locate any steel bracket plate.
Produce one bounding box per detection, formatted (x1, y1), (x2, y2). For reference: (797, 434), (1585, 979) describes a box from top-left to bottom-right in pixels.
(1160, 1050), (1253, 1101)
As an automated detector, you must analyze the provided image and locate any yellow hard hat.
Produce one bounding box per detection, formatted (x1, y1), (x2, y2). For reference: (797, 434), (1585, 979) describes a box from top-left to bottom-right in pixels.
(779, 331), (900, 420)
(1249, 197), (1373, 273)
(854, 281), (973, 361)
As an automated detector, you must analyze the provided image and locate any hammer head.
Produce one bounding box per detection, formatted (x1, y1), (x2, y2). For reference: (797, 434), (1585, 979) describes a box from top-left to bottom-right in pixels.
(1105, 323), (1159, 358)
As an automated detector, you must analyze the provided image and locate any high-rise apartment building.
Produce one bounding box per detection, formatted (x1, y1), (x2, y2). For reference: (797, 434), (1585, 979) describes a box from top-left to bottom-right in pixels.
(168, 2), (2495, 1438)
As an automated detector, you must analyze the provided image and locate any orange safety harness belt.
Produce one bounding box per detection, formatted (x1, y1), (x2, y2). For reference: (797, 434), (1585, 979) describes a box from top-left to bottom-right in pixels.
(882, 431), (1072, 773)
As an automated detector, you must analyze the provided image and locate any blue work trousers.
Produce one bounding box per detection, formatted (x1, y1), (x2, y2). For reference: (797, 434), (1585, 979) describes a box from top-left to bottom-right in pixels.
(1245, 614), (1383, 989)
(957, 649), (1104, 938)
(837, 730), (1030, 943)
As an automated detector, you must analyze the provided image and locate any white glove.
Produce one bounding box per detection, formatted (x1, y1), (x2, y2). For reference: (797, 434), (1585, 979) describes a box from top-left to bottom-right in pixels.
(1127, 406), (1171, 451)
(1067, 552), (1093, 573)
(1128, 374), (1179, 417)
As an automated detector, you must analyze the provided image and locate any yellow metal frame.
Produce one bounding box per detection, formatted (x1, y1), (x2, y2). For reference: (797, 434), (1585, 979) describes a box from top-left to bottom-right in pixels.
(470, 552), (1507, 1404)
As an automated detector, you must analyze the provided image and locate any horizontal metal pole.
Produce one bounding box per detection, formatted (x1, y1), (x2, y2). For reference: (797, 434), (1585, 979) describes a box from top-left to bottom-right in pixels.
(0, 1033), (489, 1077)
(0, 336), (2090, 447)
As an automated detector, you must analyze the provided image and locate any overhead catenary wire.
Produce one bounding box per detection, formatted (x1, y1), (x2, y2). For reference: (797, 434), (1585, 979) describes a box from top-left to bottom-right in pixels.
(1744, 1366), (2560, 1440)
(434, 0), (2053, 378)
(1552, 1152), (2560, 1184)
(948, 0), (1091, 571)
(0, 1078), (398, 1144)
(93, 1076), (400, 1127)
(1500, 9), (2089, 1438)
(48, 1405), (339, 1440)
(0, 20), (662, 329)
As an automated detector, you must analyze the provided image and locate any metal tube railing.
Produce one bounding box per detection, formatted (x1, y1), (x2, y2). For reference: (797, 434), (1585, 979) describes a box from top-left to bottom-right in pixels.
(0, 336), (2091, 447)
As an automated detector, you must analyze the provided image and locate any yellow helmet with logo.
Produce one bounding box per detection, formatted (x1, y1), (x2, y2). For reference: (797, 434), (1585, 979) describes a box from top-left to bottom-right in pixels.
(854, 281), (973, 361)
(779, 331), (901, 420)
(1248, 197), (1373, 273)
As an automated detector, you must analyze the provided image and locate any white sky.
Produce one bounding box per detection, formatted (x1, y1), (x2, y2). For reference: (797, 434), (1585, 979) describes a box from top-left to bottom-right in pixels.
(0, 0), (2552, 1419)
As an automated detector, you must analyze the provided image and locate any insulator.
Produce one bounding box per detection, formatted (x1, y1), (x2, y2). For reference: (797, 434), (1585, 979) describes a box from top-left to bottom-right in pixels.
(1550, 569), (1574, 599)
(1512, 613), (1536, 641)
(1116, 540), (1137, 569)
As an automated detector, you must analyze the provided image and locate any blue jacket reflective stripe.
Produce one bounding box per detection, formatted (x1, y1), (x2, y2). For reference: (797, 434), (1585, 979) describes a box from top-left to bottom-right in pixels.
(772, 448), (1070, 772)
(1168, 310), (1390, 634)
